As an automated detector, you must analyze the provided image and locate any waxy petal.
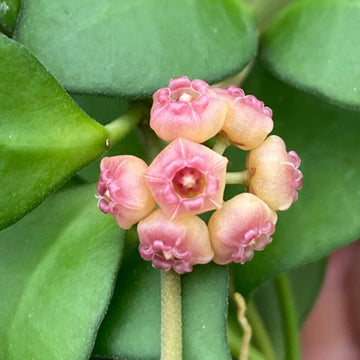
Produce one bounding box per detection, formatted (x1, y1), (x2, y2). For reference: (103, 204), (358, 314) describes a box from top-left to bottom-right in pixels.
(145, 138), (228, 219)
(208, 193), (277, 265)
(247, 135), (303, 211)
(150, 76), (227, 143)
(215, 86), (274, 150)
(97, 155), (156, 229)
(138, 209), (214, 274)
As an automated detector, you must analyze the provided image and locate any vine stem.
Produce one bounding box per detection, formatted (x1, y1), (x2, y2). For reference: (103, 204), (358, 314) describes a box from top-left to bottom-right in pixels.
(161, 269), (182, 360)
(104, 101), (148, 146)
(274, 273), (301, 360)
(213, 134), (231, 155)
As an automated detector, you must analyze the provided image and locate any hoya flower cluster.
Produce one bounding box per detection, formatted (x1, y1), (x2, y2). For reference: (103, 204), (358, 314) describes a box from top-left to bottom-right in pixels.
(97, 76), (302, 274)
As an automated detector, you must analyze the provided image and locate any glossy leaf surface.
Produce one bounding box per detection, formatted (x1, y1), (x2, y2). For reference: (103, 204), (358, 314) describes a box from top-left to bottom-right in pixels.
(15, 0), (257, 98)
(261, 0), (360, 108)
(94, 244), (230, 360)
(72, 95), (146, 183)
(231, 63), (360, 296)
(0, 34), (108, 230)
(0, 184), (125, 360)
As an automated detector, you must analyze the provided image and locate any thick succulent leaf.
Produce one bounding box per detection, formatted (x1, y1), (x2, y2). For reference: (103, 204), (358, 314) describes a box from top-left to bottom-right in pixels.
(246, 0), (296, 31)
(0, 184), (125, 360)
(94, 244), (230, 360)
(251, 258), (327, 359)
(231, 63), (360, 297)
(72, 94), (129, 126)
(182, 263), (230, 360)
(77, 129), (146, 183)
(261, 0), (360, 108)
(15, 0), (257, 98)
(71, 95), (146, 183)
(93, 244), (161, 360)
(0, 34), (109, 230)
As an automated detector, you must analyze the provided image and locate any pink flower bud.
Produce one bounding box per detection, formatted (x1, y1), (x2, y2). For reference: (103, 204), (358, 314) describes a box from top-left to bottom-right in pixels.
(215, 86), (274, 150)
(145, 138), (228, 219)
(138, 209), (214, 274)
(208, 193), (278, 265)
(97, 155), (156, 229)
(246, 135), (303, 211)
(150, 76), (227, 143)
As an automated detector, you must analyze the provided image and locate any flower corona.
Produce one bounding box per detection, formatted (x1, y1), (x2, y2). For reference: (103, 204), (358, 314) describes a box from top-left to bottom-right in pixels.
(145, 138), (228, 219)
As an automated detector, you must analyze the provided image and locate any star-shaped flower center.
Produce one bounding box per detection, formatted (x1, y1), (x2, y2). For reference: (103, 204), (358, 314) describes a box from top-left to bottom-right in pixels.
(172, 166), (206, 198)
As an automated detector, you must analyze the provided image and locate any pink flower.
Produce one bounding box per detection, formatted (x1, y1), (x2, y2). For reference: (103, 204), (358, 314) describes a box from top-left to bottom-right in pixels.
(215, 86), (273, 150)
(246, 135), (303, 211)
(208, 193), (278, 265)
(138, 209), (214, 274)
(97, 155), (156, 229)
(145, 138), (228, 219)
(150, 76), (227, 143)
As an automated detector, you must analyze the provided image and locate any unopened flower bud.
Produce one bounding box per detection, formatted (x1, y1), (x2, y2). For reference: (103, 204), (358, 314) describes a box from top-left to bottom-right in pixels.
(145, 138), (228, 219)
(150, 76), (227, 143)
(247, 135), (303, 211)
(97, 155), (156, 229)
(138, 209), (214, 274)
(208, 193), (277, 265)
(215, 86), (273, 150)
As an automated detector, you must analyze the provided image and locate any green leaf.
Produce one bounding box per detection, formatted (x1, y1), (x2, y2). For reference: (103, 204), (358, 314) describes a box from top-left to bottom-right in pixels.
(182, 263), (230, 360)
(251, 259), (327, 359)
(72, 94), (129, 126)
(261, 0), (360, 108)
(94, 244), (230, 360)
(15, 0), (257, 98)
(0, 0), (21, 35)
(231, 63), (360, 297)
(77, 129), (146, 183)
(93, 244), (161, 359)
(246, 0), (296, 31)
(0, 184), (125, 360)
(0, 34), (109, 230)
(71, 95), (147, 183)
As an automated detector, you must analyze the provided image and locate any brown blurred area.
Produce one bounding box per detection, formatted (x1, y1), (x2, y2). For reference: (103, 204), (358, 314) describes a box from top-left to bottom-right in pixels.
(301, 240), (360, 359)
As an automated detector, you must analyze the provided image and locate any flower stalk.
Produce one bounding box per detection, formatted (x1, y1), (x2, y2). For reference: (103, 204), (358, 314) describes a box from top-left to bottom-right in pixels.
(161, 269), (182, 360)
(226, 170), (249, 186)
(213, 134), (231, 155)
(105, 101), (148, 146)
